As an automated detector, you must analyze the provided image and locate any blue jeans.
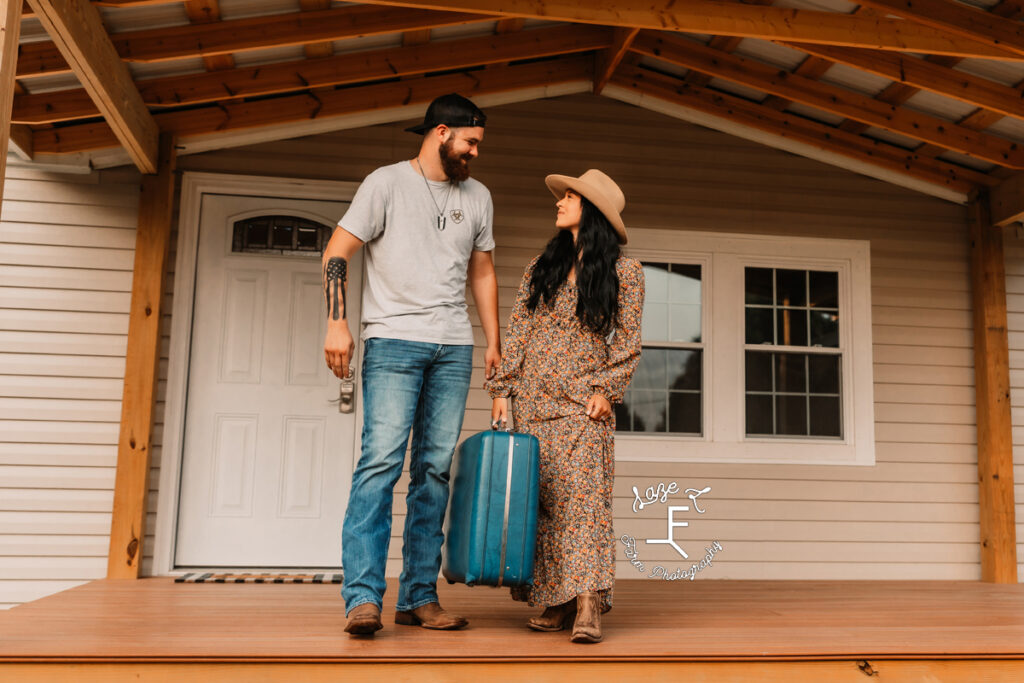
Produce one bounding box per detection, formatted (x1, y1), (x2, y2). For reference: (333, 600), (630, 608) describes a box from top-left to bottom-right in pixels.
(341, 337), (473, 616)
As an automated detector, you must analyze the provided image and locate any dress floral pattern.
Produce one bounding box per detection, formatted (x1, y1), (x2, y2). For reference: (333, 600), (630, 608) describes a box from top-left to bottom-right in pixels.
(484, 254), (645, 613)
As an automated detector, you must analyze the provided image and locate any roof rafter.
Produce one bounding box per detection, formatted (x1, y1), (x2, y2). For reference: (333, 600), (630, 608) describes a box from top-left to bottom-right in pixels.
(609, 64), (989, 195)
(12, 25), (612, 123)
(25, 0), (158, 172)
(784, 42), (1024, 123)
(31, 54), (594, 154)
(629, 31), (1024, 168)
(856, 0), (1024, 59)
(354, 0), (1024, 59)
(15, 5), (495, 79)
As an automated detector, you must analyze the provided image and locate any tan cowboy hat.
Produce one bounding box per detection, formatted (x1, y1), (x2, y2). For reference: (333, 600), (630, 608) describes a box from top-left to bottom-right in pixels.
(545, 169), (628, 244)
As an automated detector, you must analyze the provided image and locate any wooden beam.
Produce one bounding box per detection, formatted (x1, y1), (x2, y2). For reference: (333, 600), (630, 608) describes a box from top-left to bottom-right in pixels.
(26, 0), (159, 173)
(609, 65), (989, 194)
(183, 0), (235, 71)
(32, 55), (594, 153)
(354, 0), (1024, 59)
(969, 192), (1019, 583)
(629, 32), (1024, 169)
(784, 43), (1024, 123)
(594, 27), (638, 95)
(990, 173), (1024, 226)
(857, 0), (1024, 60)
(107, 133), (177, 579)
(299, 0), (335, 59)
(16, 6), (495, 79)
(9, 124), (33, 160)
(13, 25), (610, 123)
(0, 0), (21, 199)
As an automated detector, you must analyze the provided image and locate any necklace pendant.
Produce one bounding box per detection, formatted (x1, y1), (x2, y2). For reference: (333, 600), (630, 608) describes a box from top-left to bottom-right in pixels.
(437, 215), (446, 231)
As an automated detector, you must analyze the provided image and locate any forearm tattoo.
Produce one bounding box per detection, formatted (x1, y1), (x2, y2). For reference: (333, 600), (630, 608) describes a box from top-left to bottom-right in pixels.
(323, 257), (348, 321)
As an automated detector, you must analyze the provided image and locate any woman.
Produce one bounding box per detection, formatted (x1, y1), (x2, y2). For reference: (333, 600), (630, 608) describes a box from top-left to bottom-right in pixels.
(484, 169), (644, 643)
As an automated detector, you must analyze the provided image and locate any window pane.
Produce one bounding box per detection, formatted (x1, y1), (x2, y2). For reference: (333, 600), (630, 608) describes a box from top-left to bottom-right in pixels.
(745, 267), (773, 305)
(670, 303), (701, 343)
(775, 395), (807, 435)
(614, 399), (631, 431)
(272, 222), (293, 248)
(643, 263), (670, 303)
(745, 351), (772, 392)
(776, 308), (808, 346)
(642, 302), (668, 340)
(631, 348), (667, 391)
(668, 264), (701, 304)
(297, 225), (319, 249)
(810, 310), (839, 347)
(808, 354), (841, 394)
(745, 307), (774, 344)
(809, 271), (838, 308)
(809, 396), (841, 436)
(774, 353), (807, 393)
(776, 269), (806, 307)
(669, 392), (701, 434)
(669, 349), (701, 390)
(746, 394), (772, 434)
(628, 390), (666, 432)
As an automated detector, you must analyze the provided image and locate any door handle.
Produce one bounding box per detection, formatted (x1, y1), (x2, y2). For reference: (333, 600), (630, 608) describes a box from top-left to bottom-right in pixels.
(338, 370), (356, 413)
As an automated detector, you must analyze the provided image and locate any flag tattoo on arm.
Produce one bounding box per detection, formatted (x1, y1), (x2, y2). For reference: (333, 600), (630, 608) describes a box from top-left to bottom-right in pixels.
(323, 257), (348, 321)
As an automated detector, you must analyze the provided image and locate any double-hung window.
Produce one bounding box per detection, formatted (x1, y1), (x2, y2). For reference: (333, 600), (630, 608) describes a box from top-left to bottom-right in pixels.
(615, 229), (874, 466)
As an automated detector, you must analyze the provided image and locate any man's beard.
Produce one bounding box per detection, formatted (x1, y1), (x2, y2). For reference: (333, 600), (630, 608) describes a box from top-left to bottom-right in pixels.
(440, 137), (472, 182)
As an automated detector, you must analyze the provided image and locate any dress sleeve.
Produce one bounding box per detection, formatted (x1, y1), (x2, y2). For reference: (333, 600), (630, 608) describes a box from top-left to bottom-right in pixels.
(583, 258), (645, 404)
(484, 256), (539, 399)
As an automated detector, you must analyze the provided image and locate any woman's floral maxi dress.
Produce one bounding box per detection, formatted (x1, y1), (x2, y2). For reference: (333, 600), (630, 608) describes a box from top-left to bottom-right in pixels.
(484, 254), (645, 613)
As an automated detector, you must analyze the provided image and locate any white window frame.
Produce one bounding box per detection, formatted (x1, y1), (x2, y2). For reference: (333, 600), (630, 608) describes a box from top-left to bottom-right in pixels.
(616, 227), (875, 467)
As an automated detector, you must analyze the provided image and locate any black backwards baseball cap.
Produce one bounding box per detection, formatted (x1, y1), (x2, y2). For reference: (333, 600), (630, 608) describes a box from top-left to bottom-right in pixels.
(404, 93), (487, 134)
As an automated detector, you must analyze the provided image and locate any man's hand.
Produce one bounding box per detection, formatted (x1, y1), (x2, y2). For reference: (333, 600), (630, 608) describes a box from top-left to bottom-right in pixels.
(586, 393), (612, 421)
(484, 344), (501, 382)
(324, 324), (355, 378)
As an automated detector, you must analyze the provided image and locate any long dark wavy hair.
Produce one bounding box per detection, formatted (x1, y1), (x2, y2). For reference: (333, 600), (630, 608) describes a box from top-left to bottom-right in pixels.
(526, 194), (621, 336)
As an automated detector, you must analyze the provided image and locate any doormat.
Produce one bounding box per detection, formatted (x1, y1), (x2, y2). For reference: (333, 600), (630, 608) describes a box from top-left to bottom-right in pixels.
(175, 572), (344, 584)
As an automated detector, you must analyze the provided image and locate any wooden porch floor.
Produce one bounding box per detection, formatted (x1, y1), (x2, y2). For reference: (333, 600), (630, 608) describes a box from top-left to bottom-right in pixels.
(1, 577), (1023, 680)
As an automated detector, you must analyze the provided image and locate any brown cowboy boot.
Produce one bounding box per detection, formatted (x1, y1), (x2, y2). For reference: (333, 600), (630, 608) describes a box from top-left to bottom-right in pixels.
(344, 603), (383, 635)
(527, 599), (577, 632)
(570, 592), (603, 643)
(394, 602), (468, 630)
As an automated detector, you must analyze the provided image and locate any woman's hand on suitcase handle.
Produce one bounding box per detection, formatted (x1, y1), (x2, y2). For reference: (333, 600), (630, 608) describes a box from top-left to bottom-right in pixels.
(491, 397), (509, 430)
(586, 393), (612, 420)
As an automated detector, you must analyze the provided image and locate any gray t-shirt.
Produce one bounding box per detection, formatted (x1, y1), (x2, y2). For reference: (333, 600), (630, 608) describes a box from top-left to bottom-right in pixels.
(337, 160), (495, 345)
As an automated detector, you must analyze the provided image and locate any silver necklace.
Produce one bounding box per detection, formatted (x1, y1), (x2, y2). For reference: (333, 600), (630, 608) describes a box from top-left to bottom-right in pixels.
(415, 157), (454, 231)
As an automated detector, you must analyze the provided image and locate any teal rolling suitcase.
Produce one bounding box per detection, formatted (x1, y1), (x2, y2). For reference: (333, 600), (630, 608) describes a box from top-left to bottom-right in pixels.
(442, 427), (540, 587)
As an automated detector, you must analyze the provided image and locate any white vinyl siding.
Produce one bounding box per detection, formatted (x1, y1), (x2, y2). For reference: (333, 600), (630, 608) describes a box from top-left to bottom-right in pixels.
(0, 163), (142, 608)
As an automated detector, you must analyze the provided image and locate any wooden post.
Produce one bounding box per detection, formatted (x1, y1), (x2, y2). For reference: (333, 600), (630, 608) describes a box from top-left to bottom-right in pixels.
(107, 133), (177, 578)
(0, 0), (23, 199)
(969, 191), (1019, 583)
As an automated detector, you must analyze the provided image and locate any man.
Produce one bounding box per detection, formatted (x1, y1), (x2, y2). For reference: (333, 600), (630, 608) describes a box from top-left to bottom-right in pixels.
(321, 93), (501, 636)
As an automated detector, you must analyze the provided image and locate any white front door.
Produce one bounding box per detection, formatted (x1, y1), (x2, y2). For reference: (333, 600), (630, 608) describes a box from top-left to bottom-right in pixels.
(175, 193), (361, 567)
